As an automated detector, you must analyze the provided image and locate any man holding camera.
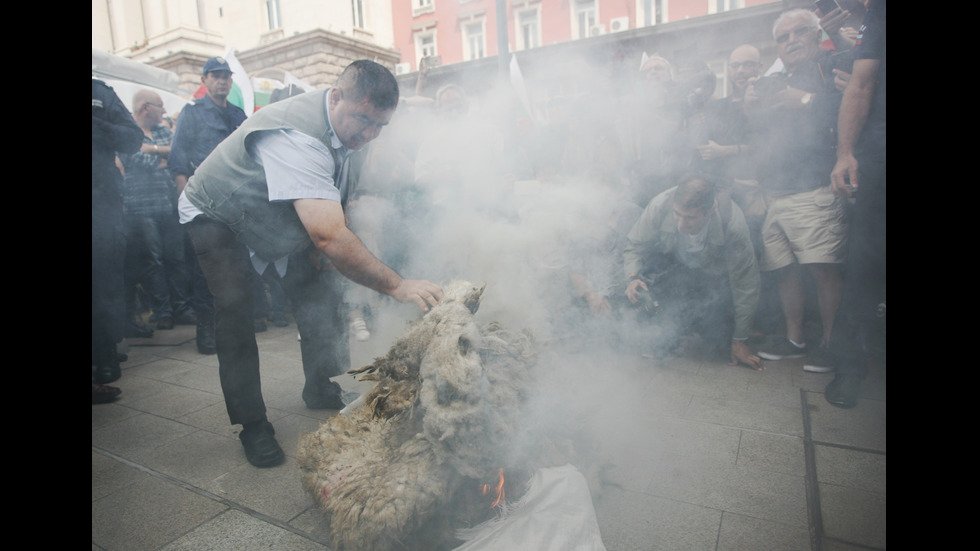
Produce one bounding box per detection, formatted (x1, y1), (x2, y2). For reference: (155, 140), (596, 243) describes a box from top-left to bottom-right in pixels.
(623, 175), (763, 370)
(744, 8), (850, 373)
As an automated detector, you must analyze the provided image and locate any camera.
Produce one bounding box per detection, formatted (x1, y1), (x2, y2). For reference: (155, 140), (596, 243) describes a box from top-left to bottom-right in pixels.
(750, 74), (788, 102)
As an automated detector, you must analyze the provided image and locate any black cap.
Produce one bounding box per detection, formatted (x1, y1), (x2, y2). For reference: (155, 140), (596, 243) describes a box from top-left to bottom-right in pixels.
(202, 57), (232, 76)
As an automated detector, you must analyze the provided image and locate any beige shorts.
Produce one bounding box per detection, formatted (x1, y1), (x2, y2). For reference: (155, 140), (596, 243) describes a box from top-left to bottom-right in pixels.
(760, 186), (848, 271)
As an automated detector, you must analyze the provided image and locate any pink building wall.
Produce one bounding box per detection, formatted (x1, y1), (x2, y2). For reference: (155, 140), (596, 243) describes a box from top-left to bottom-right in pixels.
(392, 0), (781, 71)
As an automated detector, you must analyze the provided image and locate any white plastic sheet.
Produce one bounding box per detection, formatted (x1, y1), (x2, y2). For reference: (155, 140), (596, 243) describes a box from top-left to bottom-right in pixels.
(455, 464), (606, 551)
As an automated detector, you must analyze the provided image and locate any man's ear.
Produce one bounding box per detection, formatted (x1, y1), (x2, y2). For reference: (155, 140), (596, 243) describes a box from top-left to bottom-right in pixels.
(328, 87), (342, 108)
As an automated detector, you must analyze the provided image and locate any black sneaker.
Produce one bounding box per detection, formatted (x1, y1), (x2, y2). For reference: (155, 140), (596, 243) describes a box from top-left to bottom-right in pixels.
(239, 421), (285, 468)
(825, 374), (862, 408)
(757, 337), (807, 360)
(803, 346), (837, 373)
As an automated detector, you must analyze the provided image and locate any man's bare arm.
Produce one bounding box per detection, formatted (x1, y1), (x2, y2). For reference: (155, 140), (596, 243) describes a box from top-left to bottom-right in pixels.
(830, 58), (880, 196)
(294, 198), (442, 310)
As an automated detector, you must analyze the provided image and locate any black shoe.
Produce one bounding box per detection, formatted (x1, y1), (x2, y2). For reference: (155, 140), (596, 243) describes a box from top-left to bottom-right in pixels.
(156, 316), (175, 330)
(93, 363), (121, 384)
(254, 319), (268, 333)
(825, 374), (863, 408)
(92, 382), (122, 404)
(271, 314), (289, 327)
(239, 421), (285, 467)
(303, 381), (346, 410)
(196, 323), (216, 355)
(125, 321), (154, 339)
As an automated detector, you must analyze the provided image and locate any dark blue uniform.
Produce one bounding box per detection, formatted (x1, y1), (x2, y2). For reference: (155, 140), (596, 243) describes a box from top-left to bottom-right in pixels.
(168, 94), (247, 180)
(92, 78), (143, 380)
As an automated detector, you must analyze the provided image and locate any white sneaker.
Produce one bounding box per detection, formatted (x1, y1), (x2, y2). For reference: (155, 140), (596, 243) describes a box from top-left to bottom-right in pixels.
(350, 318), (370, 342)
(297, 332), (301, 341)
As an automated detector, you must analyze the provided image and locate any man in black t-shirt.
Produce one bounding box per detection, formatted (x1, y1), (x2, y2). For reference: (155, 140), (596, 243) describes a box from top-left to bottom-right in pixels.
(824, 0), (885, 408)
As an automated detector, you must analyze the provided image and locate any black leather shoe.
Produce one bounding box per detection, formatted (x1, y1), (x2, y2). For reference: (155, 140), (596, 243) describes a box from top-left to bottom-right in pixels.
(825, 374), (862, 409)
(196, 323), (216, 355)
(92, 382), (122, 404)
(239, 421), (285, 467)
(94, 363), (121, 384)
(156, 317), (175, 330)
(271, 314), (289, 327)
(303, 381), (346, 410)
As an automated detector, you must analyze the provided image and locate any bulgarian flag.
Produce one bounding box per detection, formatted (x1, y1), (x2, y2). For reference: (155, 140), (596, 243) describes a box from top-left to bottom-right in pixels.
(251, 76), (284, 111)
(193, 49), (255, 116)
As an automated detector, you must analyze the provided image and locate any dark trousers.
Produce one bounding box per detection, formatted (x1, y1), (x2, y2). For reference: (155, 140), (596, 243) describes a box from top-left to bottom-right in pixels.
(186, 216), (348, 425)
(829, 159), (886, 379)
(93, 185), (126, 368)
(125, 213), (191, 319)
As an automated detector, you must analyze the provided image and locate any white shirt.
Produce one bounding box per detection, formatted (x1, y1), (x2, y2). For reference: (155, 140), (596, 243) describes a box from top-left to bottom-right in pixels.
(178, 97), (350, 277)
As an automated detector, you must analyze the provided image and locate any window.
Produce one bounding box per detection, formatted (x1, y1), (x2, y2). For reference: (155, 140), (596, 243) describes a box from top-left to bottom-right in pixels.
(654, 0), (667, 24)
(414, 0), (434, 16)
(352, 0), (365, 28)
(709, 0), (742, 14)
(574, 0), (597, 39)
(416, 31), (437, 64)
(639, 0), (667, 26)
(265, 0), (282, 30)
(516, 8), (540, 50)
(463, 21), (486, 61)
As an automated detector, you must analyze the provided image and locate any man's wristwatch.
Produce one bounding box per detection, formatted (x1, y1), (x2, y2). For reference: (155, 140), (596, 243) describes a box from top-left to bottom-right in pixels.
(800, 93), (813, 107)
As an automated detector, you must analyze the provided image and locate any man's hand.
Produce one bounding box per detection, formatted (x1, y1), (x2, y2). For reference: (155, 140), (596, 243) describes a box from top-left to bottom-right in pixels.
(730, 340), (765, 371)
(584, 291), (612, 317)
(697, 140), (731, 161)
(817, 6), (851, 37)
(625, 277), (648, 304)
(773, 87), (810, 110)
(832, 69), (851, 93)
(831, 153), (859, 197)
(391, 279), (444, 312)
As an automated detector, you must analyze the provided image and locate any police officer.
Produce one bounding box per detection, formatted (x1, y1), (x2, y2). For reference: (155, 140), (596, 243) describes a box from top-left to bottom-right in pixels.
(92, 78), (143, 400)
(169, 57), (247, 354)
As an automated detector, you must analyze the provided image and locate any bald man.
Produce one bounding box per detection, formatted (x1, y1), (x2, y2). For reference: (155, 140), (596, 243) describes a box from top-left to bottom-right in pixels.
(118, 90), (194, 334)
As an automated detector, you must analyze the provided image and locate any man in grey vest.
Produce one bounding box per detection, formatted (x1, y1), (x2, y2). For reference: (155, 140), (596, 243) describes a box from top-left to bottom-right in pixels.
(178, 60), (444, 468)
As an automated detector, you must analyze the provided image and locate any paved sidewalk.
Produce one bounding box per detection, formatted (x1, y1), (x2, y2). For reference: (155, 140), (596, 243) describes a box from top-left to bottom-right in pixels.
(93, 314), (885, 551)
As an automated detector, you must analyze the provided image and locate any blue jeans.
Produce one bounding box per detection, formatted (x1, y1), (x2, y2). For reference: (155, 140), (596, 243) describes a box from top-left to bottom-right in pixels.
(125, 213), (191, 319)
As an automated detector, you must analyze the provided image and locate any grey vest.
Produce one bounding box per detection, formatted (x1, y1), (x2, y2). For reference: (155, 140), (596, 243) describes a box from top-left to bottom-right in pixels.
(184, 89), (347, 262)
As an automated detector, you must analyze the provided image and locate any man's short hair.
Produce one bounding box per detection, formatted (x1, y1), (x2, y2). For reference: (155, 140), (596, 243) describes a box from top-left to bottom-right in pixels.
(772, 8), (820, 38)
(673, 175), (716, 213)
(336, 60), (399, 111)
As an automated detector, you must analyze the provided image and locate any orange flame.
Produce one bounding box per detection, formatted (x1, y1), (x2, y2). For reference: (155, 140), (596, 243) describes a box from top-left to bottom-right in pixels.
(480, 468), (506, 508)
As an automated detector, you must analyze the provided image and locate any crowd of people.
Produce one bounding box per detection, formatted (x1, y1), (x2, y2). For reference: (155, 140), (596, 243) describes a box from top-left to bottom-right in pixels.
(93, 0), (884, 466)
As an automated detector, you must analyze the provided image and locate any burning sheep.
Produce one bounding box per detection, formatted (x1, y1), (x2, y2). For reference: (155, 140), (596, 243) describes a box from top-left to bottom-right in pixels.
(297, 280), (550, 550)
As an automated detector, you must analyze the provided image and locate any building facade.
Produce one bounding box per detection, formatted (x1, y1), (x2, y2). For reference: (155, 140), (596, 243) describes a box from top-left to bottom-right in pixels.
(392, 0), (779, 73)
(93, 0), (399, 94)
